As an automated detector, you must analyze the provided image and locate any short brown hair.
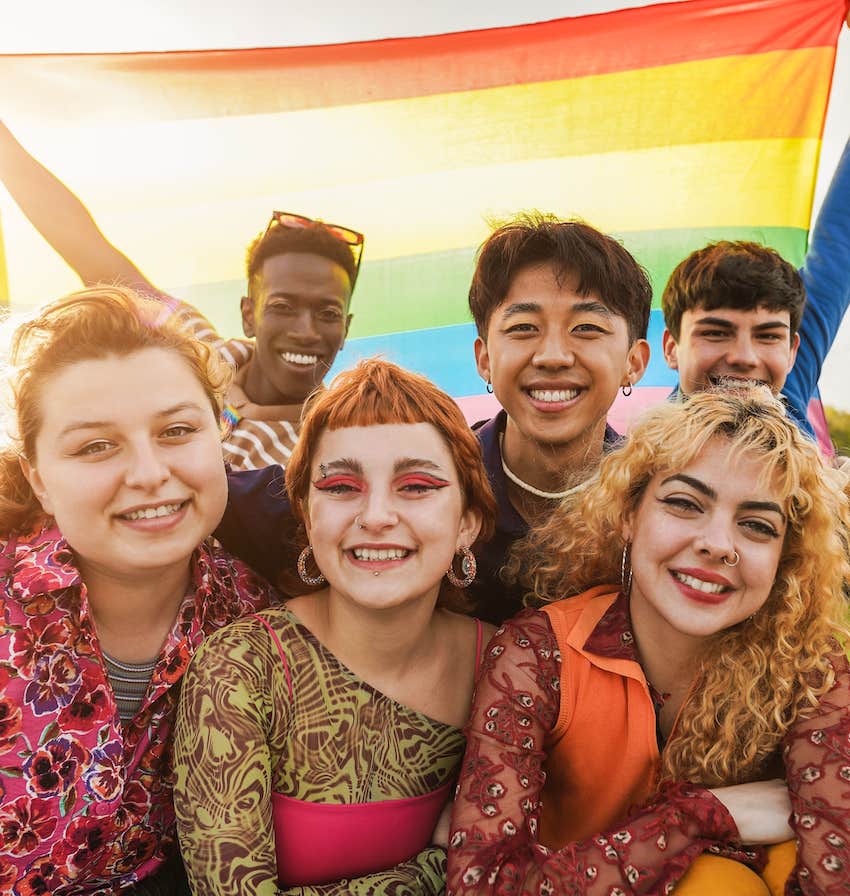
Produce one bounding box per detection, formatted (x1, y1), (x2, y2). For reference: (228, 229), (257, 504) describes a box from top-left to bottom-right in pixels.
(662, 241), (806, 340)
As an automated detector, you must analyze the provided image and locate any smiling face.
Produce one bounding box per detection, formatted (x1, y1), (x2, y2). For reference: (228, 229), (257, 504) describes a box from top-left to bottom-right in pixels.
(663, 305), (799, 396)
(23, 348), (228, 585)
(475, 262), (649, 449)
(624, 438), (787, 650)
(241, 251), (353, 405)
(303, 422), (481, 612)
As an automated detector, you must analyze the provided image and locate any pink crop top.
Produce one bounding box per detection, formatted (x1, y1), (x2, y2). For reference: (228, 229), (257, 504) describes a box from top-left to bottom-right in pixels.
(251, 614), (484, 887)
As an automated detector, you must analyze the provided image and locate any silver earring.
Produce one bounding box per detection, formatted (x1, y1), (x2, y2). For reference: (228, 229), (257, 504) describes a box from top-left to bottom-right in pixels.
(620, 541), (632, 595)
(446, 547), (476, 588)
(485, 381), (494, 394)
(621, 383), (633, 397)
(297, 546), (326, 586)
(723, 550), (740, 567)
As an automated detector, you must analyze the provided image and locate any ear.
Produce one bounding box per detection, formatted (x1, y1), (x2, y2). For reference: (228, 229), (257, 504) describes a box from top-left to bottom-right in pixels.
(473, 336), (491, 385)
(343, 312), (353, 343)
(661, 328), (679, 371)
(19, 456), (54, 516)
(620, 511), (634, 545)
(623, 338), (650, 388)
(786, 331), (800, 373)
(457, 506), (483, 551)
(241, 295), (257, 339)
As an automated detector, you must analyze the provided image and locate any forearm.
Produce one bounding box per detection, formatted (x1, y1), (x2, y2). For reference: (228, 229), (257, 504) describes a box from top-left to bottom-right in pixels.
(0, 119), (151, 288)
(449, 782), (739, 896)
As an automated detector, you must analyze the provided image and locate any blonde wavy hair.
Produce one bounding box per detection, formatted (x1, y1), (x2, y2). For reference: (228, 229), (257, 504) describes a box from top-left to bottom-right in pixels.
(0, 285), (231, 535)
(506, 388), (850, 787)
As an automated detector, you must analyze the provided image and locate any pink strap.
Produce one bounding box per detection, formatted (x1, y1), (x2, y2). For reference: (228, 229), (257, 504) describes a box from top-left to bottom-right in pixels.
(250, 614), (294, 704)
(474, 617), (484, 669)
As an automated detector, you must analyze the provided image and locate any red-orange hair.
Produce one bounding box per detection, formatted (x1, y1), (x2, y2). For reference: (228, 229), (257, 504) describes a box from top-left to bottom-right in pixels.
(285, 359), (496, 605)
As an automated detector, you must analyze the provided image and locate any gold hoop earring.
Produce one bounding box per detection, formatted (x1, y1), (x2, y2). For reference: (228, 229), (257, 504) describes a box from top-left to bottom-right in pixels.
(446, 547), (477, 588)
(620, 541), (632, 595)
(297, 546), (326, 586)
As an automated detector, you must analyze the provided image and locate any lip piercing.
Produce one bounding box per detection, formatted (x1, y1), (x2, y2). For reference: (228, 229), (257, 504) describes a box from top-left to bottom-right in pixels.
(723, 551), (740, 567)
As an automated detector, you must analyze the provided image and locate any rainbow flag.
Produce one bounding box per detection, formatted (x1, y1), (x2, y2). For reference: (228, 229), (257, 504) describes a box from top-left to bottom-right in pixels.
(0, 0), (845, 439)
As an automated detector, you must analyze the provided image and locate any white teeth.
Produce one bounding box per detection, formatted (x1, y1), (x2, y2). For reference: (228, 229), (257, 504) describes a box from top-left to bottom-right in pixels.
(352, 547), (409, 562)
(672, 571), (727, 594)
(281, 352), (318, 366)
(529, 388), (579, 403)
(122, 502), (184, 521)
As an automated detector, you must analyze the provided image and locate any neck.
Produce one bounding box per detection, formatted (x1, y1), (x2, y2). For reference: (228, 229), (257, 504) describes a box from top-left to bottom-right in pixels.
(296, 588), (442, 684)
(629, 598), (701, 701)
(501, 416), (606, 517)
(241, 356), (302, 407)
(79, 560), (191, 663)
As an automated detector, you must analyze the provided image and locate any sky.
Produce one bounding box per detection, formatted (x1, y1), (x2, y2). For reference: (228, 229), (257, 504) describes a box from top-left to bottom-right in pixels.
(3, 0), (850, 409)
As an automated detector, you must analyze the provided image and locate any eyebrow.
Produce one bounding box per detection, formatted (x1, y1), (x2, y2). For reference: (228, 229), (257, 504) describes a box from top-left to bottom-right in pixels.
(501, 302), (540, 317)
(393, 458), (445, 474)
(693, 315), (789, 332)
(266, 291), (346, 307)
(573, 300), (613, 317)
(661, 474), (786, 520)
(317, 458), (364, 476)
(661, 473), (716, 499)
(57, 402), (205, 439)
(317, 458), (446, 476)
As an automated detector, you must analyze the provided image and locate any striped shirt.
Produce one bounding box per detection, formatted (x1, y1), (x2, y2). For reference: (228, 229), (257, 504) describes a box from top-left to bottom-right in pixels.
(157, 297), (304, 471)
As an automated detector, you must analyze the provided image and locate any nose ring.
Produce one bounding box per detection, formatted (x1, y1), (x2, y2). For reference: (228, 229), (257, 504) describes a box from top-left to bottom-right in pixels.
(723, 550), (740, 567)
(355, 514), (365, 530)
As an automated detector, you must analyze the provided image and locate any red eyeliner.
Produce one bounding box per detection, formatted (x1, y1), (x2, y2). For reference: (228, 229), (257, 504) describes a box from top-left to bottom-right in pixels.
(312, 475), (365, 491)
(396, 475), (450, 488)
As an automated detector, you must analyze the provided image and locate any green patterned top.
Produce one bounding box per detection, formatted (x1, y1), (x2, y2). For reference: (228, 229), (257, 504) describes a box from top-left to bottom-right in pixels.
(173, 607), (465, 895)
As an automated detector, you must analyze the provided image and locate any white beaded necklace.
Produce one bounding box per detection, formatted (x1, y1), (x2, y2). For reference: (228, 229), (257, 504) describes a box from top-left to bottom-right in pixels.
(499, 433), (584, 501)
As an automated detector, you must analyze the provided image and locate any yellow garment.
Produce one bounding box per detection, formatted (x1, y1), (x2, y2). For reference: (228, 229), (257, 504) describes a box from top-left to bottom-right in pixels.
(674, 842), (795, 895)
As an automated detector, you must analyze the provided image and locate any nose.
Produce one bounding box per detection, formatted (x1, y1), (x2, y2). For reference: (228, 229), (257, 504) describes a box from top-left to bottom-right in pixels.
(289, 309), (321, 345)
(123, 441), (170, 490)
(724, 333), (759, 370)
(355, 487), (399, 531)
(533, 329), (575, 369)
(694, 513), (737, 565)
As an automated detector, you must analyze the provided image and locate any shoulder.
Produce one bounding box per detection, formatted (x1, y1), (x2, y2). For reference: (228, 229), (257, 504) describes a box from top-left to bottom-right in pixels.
(193, 539), (283, 609)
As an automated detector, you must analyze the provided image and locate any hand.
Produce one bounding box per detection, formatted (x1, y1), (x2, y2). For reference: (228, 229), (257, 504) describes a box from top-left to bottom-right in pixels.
(709, 779), (793, 844)
(431, 799), (454, 848)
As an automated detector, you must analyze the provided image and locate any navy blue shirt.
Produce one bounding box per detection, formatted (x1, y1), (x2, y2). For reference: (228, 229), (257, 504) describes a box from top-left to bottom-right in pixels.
(217, 410), (621, 625)
(469, 411), (621, 624)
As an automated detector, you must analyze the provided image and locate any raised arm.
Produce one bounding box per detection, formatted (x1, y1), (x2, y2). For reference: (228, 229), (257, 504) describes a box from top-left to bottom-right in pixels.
(783, 137), (850, 417)
(782, 650), (850, 893)
(0, 119), (154, 290)
(447, 611), (742, 896)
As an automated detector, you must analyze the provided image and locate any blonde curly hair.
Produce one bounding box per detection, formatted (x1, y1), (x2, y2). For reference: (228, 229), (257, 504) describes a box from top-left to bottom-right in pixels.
(506, 388), (850, 787)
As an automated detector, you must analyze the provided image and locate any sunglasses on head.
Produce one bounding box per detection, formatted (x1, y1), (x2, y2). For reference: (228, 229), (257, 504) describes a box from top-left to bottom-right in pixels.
(264, 211), (365, 289)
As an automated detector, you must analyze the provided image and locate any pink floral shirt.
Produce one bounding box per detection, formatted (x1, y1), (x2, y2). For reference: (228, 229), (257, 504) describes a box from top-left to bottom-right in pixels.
(447, 599), (850, 895)
(0, 524), (279, 895)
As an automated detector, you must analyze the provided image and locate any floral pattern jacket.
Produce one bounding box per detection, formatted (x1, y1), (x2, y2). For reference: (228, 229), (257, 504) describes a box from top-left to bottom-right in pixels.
(0, 524), (278, 895)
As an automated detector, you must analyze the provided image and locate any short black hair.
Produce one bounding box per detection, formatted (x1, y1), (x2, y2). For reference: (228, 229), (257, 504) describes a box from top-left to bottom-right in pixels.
(662, 241), (806, 340)
(246, 221), (358, 301)
(469, 213), (651, 343)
